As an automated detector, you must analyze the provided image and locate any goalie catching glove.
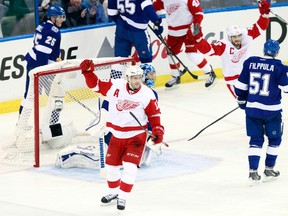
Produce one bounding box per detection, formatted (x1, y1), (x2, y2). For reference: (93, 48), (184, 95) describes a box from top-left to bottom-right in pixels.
(151, 125), (164, 144)
(237, 97), (247, 110)
(153, 18), (163, 36)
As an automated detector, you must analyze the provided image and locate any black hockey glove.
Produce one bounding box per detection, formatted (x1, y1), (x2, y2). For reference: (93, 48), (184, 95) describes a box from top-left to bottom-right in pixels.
(153, 18), (163, 36)
(237, 97), (247, 110)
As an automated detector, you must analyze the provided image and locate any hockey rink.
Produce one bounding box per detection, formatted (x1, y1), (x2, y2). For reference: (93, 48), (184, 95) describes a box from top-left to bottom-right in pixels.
(0, 79), (288, 216)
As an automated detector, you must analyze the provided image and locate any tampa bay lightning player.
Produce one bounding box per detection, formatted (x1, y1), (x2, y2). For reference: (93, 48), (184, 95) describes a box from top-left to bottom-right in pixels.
(235, 39), (288, 185)
(21, 5), (66, 114)
(107, 0), (163, 78)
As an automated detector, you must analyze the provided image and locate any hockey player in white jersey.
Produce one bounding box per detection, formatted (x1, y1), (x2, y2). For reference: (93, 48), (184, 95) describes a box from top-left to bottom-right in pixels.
(234, 39), (288, 185)
(153, 0), (216, 88)
(191, 0), (271, 97)
(80, 59), (165, 210)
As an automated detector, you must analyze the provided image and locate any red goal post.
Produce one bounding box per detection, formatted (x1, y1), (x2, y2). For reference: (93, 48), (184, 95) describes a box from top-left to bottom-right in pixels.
(4, 57), (134, 167)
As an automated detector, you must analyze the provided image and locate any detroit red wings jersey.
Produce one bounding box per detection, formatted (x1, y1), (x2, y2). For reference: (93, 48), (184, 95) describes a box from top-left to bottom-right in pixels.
(153, 0), (203, 37)
(210, 35), (254, 86)
(196, 15), (269, 86)
(90, 79), (160, 139)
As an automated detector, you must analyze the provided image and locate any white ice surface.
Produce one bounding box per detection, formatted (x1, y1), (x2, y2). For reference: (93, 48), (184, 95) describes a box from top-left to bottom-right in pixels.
(0, 80), (288, 216)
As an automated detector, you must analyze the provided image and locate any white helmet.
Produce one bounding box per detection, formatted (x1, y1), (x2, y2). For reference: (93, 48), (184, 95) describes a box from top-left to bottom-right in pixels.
(125, 65), (143, 77)
(226, 25), (242, 38)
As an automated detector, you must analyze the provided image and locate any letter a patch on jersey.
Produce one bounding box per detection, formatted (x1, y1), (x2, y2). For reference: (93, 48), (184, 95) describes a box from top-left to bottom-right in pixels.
(113, 89), (120, 97)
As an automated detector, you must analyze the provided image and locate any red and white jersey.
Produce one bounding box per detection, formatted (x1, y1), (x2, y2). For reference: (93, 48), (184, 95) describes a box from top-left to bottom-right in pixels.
(196, 15), (269, 86)
(90, 79), (161, 139)
(209, 35), (254, 86)
(153, 0), (203, 37)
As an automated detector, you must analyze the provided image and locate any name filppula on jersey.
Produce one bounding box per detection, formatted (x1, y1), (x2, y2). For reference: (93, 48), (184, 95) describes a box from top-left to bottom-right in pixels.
(249, 62), (275, 71)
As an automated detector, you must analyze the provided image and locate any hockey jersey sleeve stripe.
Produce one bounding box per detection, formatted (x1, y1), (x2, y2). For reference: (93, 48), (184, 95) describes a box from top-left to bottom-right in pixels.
(279, 84), (288, 93)
(120, 15), (148, 30)
(187, 0), (203, 24)
(247, 101), (282, 111)
(106, 122), (148, 132)
(224, 74), (240, 82)
(35, 44), (52, 54)
(107, 8), (118, 16)
(168, 24), (190, 31)
(256, 15), (269, 31)
(234, 80), (248, 91)
(28, 49), (37, 60)
(248, 15), (269, 39)
(141, 0), (152, 9)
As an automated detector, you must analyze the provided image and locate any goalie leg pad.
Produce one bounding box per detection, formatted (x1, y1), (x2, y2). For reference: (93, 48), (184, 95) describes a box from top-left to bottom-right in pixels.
(140, 146), (153, 166)
(55, 144), (100, 169)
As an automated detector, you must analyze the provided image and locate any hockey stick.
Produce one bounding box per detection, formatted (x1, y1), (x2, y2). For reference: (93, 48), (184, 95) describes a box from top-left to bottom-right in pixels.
(81, 97), (106, 177)
(269, 10), (288, 25)
(256, 0), (288, 25)
(84, 97), (102, 131)
(96, 97), (106, 178)
(188, 106), (239, 141)
(129, 111), (169, 147)
(148, 24), (199, 80)
(65, 91), (100, 127)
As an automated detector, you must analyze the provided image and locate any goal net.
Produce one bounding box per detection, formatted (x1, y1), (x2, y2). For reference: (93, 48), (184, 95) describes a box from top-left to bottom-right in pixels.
(0, 57), (133, 167)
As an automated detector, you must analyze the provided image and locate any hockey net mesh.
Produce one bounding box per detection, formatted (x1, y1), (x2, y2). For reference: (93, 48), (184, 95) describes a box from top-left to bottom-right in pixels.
(0, 57), (132, 167)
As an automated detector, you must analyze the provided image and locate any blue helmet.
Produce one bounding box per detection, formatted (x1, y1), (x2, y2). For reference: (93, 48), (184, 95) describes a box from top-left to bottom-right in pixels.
(47, 5), (66, 19)
(139, 64), (156, 88)
(264, 39), (280, 57)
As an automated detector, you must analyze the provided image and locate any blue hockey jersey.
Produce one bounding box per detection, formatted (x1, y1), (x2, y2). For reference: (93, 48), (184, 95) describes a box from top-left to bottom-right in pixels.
(107, 0), (159, 31)
(25, 20), (61, 68)
(235, 56), (288, 119)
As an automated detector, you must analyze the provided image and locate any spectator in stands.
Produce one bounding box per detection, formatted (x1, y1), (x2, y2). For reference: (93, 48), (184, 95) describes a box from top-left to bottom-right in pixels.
(38, 0), (65, 23)
(82, 0), (108, 24)
(62, 0), (83, 27)
(1, 0), (35, 37)
(62, 0), (108, 27)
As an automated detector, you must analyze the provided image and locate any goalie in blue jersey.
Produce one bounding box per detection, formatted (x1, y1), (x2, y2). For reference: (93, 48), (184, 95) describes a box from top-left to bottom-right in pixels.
(234, 39), (288, 186)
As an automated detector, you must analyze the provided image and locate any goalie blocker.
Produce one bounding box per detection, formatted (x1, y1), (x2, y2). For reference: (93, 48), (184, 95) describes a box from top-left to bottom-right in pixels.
(41, 122), (77, 149)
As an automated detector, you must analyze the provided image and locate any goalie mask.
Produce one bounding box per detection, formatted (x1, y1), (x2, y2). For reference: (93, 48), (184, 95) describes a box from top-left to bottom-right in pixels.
(140, 64), (156, 88)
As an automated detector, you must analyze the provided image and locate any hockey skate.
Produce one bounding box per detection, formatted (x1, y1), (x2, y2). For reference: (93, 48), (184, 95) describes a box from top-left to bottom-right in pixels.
(263, 167), (280, 182)
(117, 198), (126, 210)
(205, 66), (217, 88)
(101, 194), (118, 204)
(249, 170), (261, 186)
(165, 76), (180, 88)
